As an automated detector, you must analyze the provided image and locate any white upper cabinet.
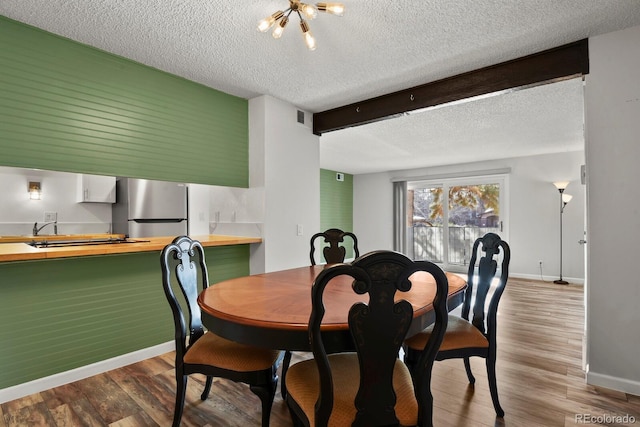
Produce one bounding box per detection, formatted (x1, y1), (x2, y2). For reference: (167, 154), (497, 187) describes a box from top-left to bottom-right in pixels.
(77, 174), (116, 203)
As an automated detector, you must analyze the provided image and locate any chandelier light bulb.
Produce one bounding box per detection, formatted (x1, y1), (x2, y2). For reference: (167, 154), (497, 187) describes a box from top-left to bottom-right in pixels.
(301, 3), (318, 19)
(272, 15), (289, 39)
(257, 11), (285, 32)
(317, 2), (345, 16)
(300, 20), (316, 50)
(304, 32), (316, 50)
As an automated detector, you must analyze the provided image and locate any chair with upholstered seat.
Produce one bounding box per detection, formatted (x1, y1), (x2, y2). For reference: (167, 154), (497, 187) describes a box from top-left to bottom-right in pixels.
(285, 250), (449, 427)
(403, 232), (510, 418)
(309, 228), (359, 265)
(161, 235), (282, 427)
(281, 228), (361, 400)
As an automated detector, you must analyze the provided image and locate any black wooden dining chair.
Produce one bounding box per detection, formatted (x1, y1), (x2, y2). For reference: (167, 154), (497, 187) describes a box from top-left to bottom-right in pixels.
(161, 235), (282, 427)
(281, 228), (361, 400)
(403, 232), (510, 418)
(310, 228), (360, 265)
(285, 250), (449, 427)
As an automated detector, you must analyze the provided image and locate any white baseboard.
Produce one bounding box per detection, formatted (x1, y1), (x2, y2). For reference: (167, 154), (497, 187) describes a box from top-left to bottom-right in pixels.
(509, 272), (585, 285)
(0, 341), (175, 404)
(587, 371), (640, 397)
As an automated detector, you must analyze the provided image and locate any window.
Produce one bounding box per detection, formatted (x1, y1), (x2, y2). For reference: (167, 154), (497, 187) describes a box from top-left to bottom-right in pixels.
(405, 175), (508, 272)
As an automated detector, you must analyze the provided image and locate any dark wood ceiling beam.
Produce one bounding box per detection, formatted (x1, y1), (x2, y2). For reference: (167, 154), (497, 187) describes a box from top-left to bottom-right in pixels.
(312, 39), (589, 136)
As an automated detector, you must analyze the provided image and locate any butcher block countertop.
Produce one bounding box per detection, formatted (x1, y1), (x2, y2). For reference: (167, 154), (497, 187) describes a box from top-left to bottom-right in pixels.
(0, 235), (262, 263)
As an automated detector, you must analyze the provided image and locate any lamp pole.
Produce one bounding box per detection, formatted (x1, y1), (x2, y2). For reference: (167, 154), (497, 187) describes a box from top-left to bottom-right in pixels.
(553, 182), (571, 285)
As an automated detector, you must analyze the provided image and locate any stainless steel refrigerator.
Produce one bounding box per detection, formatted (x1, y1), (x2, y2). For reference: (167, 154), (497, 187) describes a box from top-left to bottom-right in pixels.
(112, 178), (188, 238)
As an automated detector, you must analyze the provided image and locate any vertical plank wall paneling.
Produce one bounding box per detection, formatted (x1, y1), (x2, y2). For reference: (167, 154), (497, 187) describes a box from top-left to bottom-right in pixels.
(319, 169), (354, 258)
(0, 245), (251, 389)
(0, 16), (248, 187)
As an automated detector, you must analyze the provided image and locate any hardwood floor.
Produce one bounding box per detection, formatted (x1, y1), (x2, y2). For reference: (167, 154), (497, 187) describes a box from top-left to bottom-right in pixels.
(2, 278), (639, 426)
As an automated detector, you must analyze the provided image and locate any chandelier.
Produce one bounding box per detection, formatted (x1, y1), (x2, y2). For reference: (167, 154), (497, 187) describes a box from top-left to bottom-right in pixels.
(257, 1), (345, 51)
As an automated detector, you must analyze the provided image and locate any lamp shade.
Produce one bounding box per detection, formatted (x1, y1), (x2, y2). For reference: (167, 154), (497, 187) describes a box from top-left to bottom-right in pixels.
(553, 181), (570, 190)
(562, 194), (573, 204)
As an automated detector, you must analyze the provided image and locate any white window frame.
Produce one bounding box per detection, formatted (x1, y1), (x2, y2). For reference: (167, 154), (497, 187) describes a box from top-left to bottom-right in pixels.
(406, 173), (510, 273)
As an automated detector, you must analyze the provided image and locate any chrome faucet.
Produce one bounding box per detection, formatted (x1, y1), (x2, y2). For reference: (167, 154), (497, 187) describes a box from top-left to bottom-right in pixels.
(33, 221), (57, 236)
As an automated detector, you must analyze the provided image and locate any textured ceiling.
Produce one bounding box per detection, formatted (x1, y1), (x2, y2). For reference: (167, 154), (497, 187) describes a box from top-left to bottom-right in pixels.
(2, 1), (640, 174)
(321, 78), (586, 174)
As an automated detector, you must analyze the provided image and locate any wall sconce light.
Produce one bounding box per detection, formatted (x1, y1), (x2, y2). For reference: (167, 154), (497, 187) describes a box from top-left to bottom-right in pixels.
(28, 181), (42, 200)
(552, 181), (572, 284)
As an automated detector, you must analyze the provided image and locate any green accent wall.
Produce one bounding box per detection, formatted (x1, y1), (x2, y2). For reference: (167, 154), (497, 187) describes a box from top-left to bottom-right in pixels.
(0, 16), (255, 391)
(0, 245), (250, 389)
(0, 15), (248, 187)
(320, 169), (354, 258)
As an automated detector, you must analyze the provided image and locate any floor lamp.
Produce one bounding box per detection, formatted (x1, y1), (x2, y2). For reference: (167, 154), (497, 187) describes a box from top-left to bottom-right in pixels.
(553, 181), (572, 284)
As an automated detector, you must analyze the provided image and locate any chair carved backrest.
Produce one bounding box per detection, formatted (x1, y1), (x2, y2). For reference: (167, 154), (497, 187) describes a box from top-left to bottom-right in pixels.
(309, 228), (360, 265)
(160, 236), (210, 361)
(309, 251), (449, 427)
(461, 233), (510, 339)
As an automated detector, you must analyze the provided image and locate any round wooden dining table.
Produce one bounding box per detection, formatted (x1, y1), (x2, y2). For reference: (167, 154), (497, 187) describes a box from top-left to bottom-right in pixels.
(198, 264), (467, 353)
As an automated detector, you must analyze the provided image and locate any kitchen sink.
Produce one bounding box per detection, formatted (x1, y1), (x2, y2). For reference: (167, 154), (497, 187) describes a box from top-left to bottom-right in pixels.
(26, 234), (74, 237)
(28, 238), (150, 248)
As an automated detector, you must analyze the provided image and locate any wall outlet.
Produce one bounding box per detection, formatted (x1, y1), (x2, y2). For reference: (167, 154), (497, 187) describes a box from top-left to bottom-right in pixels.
(538, 260), (543, 267)
(44, 211), (57, 222)
(296, 224), (303, 236)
